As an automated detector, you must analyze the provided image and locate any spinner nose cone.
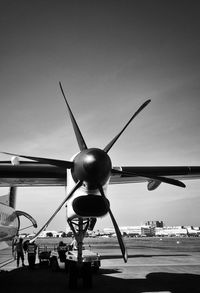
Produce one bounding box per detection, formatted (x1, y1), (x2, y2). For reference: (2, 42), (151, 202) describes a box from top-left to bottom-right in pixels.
(84, 149), (111, 173)
(73, 148), (112, 185)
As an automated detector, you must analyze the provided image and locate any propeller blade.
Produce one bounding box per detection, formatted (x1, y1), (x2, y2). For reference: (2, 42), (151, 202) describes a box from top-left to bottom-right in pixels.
(1, 152), (73, 169)
(98, 186), (128, 263)
(59, 82), (88, 151)
(112, 169), (186, 188)
(104, 99), (151, 153)
(29, 180), (82, 243)
(107, 208), (128, 263)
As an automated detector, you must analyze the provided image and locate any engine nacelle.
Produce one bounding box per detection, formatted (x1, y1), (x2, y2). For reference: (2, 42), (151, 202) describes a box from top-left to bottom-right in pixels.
(147, 180), (161, 191)
(72, 195), (109, 218)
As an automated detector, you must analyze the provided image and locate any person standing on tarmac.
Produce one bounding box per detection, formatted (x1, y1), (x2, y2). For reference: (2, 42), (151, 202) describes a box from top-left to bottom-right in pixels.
(57, 241), (67, 262)
(23, 239), (29, 254)
(27, 240), (37, 269)
(16, 238), (25, 267)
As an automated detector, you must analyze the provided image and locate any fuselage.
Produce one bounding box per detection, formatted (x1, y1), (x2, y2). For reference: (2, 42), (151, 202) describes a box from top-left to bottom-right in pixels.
(0, 202), (19, 241)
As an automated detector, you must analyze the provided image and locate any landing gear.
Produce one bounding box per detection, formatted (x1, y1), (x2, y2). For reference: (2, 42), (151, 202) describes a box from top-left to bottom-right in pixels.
(67, 218), (93, 289)
(82, 262), (92, 289)
(68, 261), (92, 289)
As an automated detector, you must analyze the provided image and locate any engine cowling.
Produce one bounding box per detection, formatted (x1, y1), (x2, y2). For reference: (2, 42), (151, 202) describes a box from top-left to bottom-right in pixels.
(147, 180), (161, 191)
(72, 195), (109, 217)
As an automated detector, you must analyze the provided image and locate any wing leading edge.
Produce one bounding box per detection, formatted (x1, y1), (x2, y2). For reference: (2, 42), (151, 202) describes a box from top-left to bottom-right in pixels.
(110, 166), (200, 185)
(0, 162), (200, 187)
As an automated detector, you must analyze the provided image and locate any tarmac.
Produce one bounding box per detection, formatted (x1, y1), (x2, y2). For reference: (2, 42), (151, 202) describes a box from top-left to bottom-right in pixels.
(1, 242), (200, 293)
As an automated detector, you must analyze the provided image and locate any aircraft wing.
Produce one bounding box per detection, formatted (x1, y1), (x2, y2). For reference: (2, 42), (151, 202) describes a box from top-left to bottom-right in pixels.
(0, 161), (200, 187)
(110, 166), (200, 185)
(0, 161), (65, 187)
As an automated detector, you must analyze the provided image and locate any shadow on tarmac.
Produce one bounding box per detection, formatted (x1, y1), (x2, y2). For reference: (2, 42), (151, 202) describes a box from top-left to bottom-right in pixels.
(1, 264), (200, 293)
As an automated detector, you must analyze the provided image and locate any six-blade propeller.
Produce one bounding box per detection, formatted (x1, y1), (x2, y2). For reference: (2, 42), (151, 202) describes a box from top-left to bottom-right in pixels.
(1, 82), (186, 262)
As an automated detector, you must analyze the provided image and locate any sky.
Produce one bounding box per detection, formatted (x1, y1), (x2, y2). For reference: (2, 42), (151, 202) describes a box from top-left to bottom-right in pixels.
(0, 0), (200, 233)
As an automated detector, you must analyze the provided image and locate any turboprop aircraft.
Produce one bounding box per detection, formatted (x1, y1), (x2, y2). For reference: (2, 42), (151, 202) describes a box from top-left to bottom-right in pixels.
(1, 82), (200, 265)
(0, 156), (37, 245)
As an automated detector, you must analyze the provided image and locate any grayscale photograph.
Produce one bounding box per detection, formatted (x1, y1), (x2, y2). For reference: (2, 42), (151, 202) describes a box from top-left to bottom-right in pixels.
(0, 1), (200, 292)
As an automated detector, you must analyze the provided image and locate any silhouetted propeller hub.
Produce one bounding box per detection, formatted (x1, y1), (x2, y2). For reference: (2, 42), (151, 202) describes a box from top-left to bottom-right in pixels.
(72, 148), (112, 186)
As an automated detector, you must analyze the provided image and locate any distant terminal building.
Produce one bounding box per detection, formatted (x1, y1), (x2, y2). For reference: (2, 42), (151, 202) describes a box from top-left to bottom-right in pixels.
(103, 226), (156, 237)
(141, 225), (155, 237)
(145, 221), (164, 228)
(118, 222), (200, 237)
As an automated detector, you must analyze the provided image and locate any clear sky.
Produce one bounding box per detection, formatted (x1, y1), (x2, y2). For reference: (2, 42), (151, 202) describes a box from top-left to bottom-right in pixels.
(0, 1), (200, 233)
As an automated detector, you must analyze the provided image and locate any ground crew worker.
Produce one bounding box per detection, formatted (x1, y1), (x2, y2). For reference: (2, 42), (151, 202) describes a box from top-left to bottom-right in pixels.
(57, 241), (67, 262)
(23, 239), (29, 254)
(16, 238), (25, 267)
(27, 240), (37, 269)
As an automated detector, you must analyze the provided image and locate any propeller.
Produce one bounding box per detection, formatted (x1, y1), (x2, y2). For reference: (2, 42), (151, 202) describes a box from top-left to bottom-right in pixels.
(29, 180), (82, 243)
(59, 81), (88, 151)
(112, 169), (186, 188)
(1, 83), (186, 263)
(98, 185), (128, 263)
(104, 99), (151, 153)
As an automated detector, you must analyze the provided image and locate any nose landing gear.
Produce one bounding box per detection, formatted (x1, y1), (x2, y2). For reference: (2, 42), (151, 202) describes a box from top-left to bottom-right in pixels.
(66, 218), (96, 289)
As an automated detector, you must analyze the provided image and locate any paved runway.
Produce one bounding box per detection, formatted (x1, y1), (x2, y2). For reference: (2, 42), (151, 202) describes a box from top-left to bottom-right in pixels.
(1, 239), (200, 292)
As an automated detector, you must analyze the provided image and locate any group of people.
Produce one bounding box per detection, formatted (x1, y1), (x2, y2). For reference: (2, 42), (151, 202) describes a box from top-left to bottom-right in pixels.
(13, 237), (77, 269)
(13, 237), (37, 268)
